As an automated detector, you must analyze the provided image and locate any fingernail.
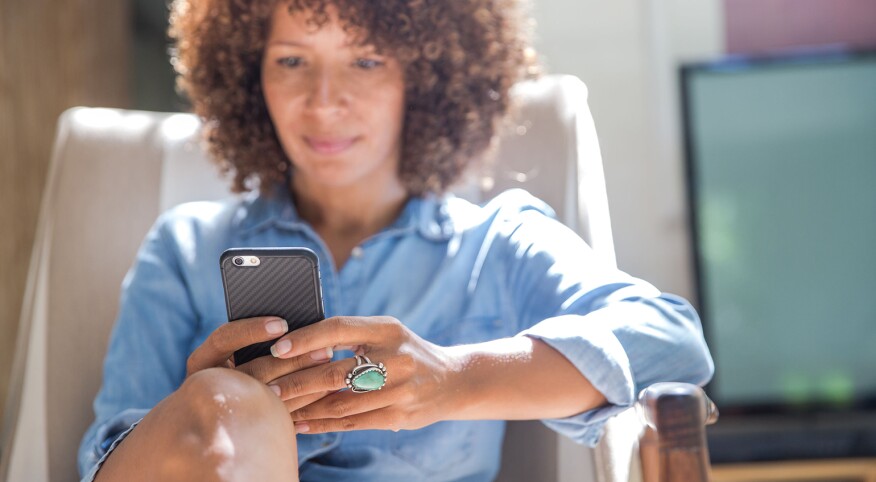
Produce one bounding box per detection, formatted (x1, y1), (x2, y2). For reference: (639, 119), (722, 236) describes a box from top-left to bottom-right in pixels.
(266, 319), (288, 335)
(271, 339), (292, 357)
(269, 384), (281, 397)
(295, 422), (310, 434)
(333, 345), (354, 351)
(311, 347), (333, 361)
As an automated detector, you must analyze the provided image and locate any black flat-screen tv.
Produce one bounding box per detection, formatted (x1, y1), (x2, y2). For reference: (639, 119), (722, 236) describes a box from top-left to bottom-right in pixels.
(680, 50), (876, 463)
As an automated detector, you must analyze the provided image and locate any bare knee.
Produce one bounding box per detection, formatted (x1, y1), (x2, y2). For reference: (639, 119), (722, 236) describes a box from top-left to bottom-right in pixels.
(95, 368), (297, 482)
(169, 368), (296, 468)
(179, 367), (286, 429)
(144, 368), (297, 481)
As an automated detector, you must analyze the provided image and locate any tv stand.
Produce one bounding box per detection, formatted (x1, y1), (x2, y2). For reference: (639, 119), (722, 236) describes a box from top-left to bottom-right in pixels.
(707, 412), (876, 463)
(713, 458), (876, 482)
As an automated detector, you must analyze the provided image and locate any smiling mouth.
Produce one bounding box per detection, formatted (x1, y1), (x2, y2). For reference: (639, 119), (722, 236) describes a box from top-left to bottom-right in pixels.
(304, 136), (358, 155)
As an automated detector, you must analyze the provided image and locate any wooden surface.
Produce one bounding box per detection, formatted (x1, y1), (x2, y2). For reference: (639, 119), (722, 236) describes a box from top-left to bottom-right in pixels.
(713, 458), (876, 482)
(0, 0), (129, 426)
(639, 383), (714, 482)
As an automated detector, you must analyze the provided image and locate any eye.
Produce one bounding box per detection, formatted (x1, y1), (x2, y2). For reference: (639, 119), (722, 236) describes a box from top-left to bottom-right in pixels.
(277, 57), (303, 68)
(354, 58), (383, 70)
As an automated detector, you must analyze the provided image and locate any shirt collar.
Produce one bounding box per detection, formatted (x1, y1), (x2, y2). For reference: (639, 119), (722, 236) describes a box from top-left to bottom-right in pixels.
(232, 183), (456, 242)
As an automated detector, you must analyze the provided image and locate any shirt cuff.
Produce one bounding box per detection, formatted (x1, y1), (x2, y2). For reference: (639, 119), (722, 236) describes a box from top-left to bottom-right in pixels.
(519, 314), (636, 446)
(79, 408), (149, 477)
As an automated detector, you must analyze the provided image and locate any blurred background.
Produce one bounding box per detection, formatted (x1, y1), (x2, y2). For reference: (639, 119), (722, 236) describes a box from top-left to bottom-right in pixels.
(1, 0), (875, 476)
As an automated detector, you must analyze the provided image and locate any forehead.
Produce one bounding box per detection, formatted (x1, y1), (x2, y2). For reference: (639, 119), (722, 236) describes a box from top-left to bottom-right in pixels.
(268, 2), (368, 46)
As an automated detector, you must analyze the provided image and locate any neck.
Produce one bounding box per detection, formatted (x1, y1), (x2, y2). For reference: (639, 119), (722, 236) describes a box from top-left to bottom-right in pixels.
(290, 175), (409, 239)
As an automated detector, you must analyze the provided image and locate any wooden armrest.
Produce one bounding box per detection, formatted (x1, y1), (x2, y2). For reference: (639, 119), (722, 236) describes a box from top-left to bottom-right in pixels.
(637, 382), (718, 482)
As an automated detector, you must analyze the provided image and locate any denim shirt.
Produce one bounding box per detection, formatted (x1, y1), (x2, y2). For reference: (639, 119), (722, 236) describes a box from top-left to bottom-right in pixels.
(78, 187), (713, 481)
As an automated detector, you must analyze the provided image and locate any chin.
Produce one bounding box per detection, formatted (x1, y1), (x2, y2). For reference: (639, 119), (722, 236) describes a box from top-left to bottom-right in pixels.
(295, 166), (370, 189)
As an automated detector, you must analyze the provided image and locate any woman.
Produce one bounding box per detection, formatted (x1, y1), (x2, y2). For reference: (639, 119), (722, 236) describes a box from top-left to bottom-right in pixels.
(78, 0), (713, 480)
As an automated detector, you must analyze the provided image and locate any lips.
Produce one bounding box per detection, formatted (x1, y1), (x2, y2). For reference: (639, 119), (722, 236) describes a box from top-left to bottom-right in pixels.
(304, 136), (358, 155)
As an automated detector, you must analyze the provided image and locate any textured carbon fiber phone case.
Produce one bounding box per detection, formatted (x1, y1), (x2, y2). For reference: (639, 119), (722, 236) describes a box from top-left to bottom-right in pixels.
(220, 248), (325, 365)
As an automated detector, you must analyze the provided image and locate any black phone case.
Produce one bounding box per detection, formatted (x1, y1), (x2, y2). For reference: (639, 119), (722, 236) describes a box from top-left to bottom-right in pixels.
(220, 247), (325, 366)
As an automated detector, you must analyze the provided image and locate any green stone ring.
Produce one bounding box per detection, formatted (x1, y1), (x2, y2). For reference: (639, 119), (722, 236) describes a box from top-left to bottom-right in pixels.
(345, 355), (388, 393)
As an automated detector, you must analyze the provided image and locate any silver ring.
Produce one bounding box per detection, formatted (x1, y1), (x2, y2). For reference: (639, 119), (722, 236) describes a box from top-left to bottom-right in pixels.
(345, 355), (388, 393)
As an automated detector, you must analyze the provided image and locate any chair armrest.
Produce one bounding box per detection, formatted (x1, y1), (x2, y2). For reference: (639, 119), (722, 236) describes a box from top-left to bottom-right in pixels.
(637, 382), (718, 482)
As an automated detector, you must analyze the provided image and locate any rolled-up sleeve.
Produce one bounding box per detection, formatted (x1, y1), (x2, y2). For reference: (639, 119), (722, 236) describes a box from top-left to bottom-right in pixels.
(503, 208), (714, 446)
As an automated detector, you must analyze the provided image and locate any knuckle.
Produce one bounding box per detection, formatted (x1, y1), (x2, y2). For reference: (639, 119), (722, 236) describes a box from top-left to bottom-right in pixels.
(399, 407), (424, 430)
(332, 316), (355, 333)
(340, 417), (357, 431)
(398, 384), (417, 404)
(382, 317), (405, 337)
(328, 397), (350, 417)
(293, 405), (310, 420)
(241, 358), (266, 380)
(208, 327), (231, 352)
(385, 316), (402, 327)
(284, 375), (306, 397)
(288, 353), (308, 371)
(325, 367), (346, 389)
(392, 353), (415, 376)
(243, 321), (263, 344)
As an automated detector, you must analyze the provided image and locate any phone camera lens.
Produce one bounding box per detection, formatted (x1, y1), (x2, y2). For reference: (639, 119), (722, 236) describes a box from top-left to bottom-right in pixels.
(233, 257), (244, 266)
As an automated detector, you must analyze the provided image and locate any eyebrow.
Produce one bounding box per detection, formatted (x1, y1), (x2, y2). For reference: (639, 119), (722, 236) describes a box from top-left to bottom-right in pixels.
(266, 40), (310, 48)
(265, 40), (382, 55)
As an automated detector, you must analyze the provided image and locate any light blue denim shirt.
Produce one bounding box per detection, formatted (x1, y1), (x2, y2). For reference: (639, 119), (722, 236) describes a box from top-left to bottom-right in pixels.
(78, 187), (713, 481)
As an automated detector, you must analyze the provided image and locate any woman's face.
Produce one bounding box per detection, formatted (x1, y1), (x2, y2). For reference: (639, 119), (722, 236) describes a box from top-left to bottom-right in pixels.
(261, 4), (406, 192)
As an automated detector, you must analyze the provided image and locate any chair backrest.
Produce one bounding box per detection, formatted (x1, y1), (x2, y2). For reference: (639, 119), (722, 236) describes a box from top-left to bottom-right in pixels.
(1, 75), (634, 482)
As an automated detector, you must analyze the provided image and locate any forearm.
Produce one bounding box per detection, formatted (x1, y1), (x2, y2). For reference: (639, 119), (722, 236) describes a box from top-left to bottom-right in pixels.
(444, 336), (607, 421)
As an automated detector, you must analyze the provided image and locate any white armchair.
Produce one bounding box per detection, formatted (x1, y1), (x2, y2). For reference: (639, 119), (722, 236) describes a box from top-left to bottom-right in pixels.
(1, 75), (709, 482)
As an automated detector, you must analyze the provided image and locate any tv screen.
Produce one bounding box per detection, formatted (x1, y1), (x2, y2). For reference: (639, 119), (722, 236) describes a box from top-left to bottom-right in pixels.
(681, 50), (876, 459)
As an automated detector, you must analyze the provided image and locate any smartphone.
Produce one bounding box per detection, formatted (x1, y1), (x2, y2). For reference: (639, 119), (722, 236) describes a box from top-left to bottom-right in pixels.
(220, 247), (325, 366)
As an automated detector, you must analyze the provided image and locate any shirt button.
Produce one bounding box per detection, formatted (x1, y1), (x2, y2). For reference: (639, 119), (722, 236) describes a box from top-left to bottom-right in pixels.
(351, 246), (364, 258)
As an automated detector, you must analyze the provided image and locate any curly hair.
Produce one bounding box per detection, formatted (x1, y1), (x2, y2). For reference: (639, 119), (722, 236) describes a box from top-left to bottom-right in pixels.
(169, 0), (539, 195)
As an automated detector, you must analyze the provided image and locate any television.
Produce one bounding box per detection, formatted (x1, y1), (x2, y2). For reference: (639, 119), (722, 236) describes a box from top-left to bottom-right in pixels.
(680, 50), (876, 463)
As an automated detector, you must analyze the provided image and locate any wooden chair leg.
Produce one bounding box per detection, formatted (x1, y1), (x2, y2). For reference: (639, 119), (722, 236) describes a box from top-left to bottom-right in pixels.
(638, 383), (718, 482)
(640, 427), (660, 482)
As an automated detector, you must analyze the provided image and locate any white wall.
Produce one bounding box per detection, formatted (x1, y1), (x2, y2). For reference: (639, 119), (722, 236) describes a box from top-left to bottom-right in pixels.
(530, 0), (725, 301)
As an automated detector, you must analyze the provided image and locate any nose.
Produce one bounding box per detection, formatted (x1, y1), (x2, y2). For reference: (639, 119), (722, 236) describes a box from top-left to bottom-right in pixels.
(305, 67), (347, 118)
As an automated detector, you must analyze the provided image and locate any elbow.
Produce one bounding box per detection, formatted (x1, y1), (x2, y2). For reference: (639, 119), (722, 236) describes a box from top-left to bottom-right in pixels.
(688, 334), (715, 387)
(656, 294), (715, 387)
(673, 300), (715, 387)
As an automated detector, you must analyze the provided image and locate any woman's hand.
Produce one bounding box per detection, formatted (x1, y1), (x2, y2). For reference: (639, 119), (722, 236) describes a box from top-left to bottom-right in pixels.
(185, 316), (337, 412)
(266, 316), (465, 434)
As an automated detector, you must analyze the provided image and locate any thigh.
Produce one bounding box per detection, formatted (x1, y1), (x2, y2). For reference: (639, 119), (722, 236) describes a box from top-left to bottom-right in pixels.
(94, 368), (300, 482)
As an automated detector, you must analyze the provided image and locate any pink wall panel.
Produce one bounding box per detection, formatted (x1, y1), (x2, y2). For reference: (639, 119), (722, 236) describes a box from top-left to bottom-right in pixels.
(725, 0), (876, 54)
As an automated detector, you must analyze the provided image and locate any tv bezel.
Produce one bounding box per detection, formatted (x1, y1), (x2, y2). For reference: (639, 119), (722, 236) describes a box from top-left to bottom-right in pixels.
(679, 48), (876, 419)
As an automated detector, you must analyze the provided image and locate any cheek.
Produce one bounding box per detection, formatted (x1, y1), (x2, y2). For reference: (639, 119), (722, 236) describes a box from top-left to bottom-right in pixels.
(262, 84), (306, 135)
(368, 86), (405, 133)
(262, 81), (285, 124)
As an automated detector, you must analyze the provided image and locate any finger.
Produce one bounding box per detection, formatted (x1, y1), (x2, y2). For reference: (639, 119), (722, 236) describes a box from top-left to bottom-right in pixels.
(237, 347), (334, 384)
(282, 391), (333, 414)
(294, 407), (400, 434)
(270, 316), (397, 360)
(332, 345), (361, 353)
(290, 388), (394, 422)
(187, 317), (288, 375)
(270, 358), (360, 399)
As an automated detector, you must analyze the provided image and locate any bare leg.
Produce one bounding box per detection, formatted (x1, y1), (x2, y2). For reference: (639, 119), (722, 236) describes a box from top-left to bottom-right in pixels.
(95, 368), (299, 482)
